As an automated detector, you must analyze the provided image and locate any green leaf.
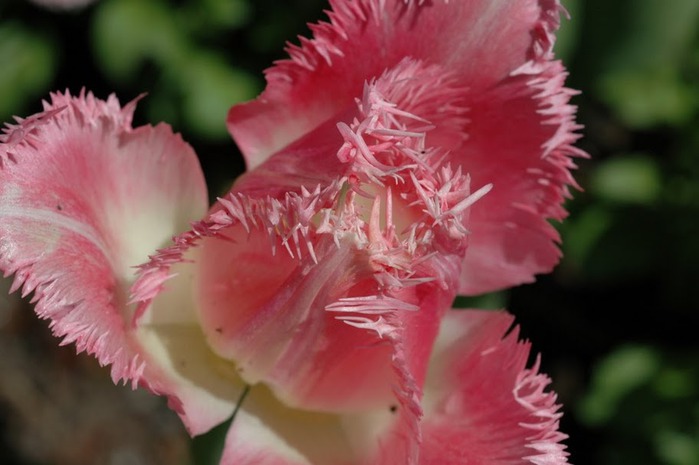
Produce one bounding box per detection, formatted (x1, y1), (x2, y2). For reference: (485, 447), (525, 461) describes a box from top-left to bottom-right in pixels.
(178, 52), (260, 140)
(597, 69), (696, 128)
(578, 345), (660, 426)
(453, 292), (506, 310)
(191, 386), (250, 465)
(91, 0), (186, 82)
(590, 153), (662, 205)
(0, 23), (57, 121)
(182, 0), (252, 33)
(589, 0), (699, 128)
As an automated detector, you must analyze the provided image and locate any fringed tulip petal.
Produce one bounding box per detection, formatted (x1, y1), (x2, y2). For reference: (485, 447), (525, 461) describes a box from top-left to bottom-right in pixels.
(134, 183), (461, 414)
(229, 0), (554, 168)
(136, 57), (483, 415)
(0, 91), (235, 435)
(456, 60), (585, 294)
(228, 0), (584, 293)
(421, 310), (569, 465)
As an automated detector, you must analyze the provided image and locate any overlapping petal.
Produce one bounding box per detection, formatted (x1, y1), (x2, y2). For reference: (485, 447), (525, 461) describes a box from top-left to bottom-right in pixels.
(228, 0), (584, 293)
(134, 55), (484, 414)
(219, 315), (424, 465)
(0, 1), (580, 463)
(214, 310), (569, 465)
(0, 91), (238, 435)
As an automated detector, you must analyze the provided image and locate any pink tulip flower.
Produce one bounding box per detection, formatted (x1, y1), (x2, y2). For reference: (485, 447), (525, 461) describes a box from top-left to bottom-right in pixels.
(0, 1), (583, 464)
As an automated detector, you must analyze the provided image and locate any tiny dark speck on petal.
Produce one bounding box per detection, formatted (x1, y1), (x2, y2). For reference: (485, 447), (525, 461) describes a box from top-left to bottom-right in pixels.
(56, 204), (63, 211)
(389, 405), (398, 413)
(215, 327), (223, 334)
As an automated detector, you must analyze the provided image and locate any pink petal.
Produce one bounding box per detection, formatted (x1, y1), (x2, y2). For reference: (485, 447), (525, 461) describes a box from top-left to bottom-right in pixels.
(134, 185), (458, 414)
(229, 0), (557, 169)
(228, 0), (584, 293)
(420, 310), (569, 465)
(136, 61), (484, 417)
(0, 91), (235, 435)
(218, 315), (427, 465)
(456, 60), (585, 294)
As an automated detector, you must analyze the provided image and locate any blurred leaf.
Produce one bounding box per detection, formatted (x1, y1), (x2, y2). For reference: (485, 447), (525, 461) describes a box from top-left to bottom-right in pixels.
(597, 69), (696, 128)
(179, 52), (260, 140)
(590, 153), (662, 205)
(655, 430), (699, 465)
(453, 292), (507, 310)
(578, 345), (660, 425)
(92, 0), (186, 82)
(560, 205), (612, 273)
(555, 0), (581, 64)
(564, 205), (660, 283)
(0, 23), (57, 121)
(584, 0), (699, 127)
(654, 367), (696, 400)
(183, 0), (251, 33)
(578, 346), (699, 465)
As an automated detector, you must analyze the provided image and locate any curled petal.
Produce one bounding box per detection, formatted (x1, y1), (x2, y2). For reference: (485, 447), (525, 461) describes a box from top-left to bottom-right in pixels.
(421, 310), (570, 465)
(0, 91), (235, 435)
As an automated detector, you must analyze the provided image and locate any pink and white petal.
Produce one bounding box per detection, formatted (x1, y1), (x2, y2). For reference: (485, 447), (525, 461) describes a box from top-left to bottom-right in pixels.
(228, 0), (566, 170)
(457, 60), (584, 294)
(420, 310), (569, 465)
(133, 182), (456, 416)
(220, 384), (359, 465)
(0, 91), (235, 434)
(195, 226), (444, 413)
(219, 319), (426, 465)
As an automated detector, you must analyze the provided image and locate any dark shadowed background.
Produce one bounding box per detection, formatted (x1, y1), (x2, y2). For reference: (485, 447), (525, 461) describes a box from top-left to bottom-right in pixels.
(1, 0), (698, 464)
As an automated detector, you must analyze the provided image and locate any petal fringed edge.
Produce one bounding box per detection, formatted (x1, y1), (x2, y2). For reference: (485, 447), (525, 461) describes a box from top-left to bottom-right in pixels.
(0, 91), (227, 433)
(456, 59), (586, 294)
(227, 0), (569, 170)
(421, 310), (569, 465)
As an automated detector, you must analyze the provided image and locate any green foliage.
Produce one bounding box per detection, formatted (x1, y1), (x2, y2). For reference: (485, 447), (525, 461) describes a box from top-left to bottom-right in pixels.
(0, 22), (56, 121)
(578, 346), (699, 465)
(178, 52), (260, 140)
(91, 0), (260, 140)
(590, 154), (662, 205)
(575, 0), (699, 128)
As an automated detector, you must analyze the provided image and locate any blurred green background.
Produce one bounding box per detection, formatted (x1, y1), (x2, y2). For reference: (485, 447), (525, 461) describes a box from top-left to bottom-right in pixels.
(0, 0), (698, 464)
